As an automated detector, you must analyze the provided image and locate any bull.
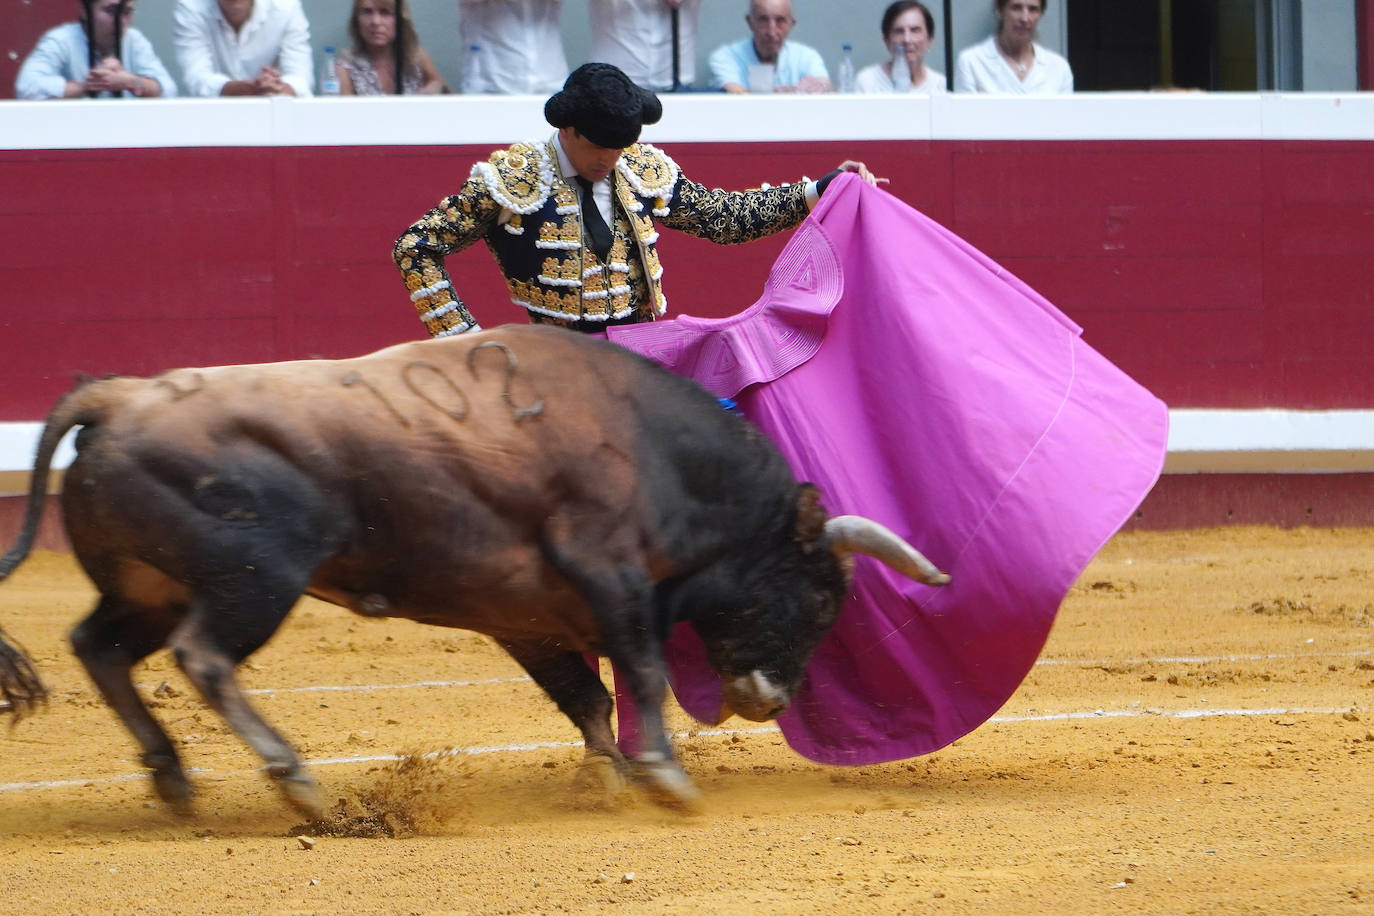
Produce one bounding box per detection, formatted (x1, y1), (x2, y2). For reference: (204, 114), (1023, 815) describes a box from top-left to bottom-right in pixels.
(0, 325), (947, 813)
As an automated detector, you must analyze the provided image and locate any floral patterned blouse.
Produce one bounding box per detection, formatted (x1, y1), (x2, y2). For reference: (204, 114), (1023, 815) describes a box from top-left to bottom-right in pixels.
(338, 49), (422, 96)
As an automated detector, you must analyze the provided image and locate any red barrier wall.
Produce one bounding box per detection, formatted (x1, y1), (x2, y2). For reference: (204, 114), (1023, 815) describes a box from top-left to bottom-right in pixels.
(2, 138), (1372, 422)
(1, 6), (65, 101)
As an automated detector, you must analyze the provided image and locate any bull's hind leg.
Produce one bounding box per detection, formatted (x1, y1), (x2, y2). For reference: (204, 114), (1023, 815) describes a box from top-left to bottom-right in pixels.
(69, 595), (190, 811)
(166, 573), (326, 818)
(499, 641), (627, 796)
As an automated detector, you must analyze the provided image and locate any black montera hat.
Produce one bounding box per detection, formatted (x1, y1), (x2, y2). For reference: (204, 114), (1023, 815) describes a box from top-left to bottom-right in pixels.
(544, 63), (663, 150)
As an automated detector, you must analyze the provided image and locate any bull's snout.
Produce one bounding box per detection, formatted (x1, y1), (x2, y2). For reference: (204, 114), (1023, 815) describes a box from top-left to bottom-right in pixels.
(721, 670), (790, 722)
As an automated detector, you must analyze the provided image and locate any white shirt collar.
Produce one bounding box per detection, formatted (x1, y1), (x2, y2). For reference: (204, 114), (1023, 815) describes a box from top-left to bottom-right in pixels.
(218, 0), (266, 42)
(552, 131), (577, 183)
(551, 132), (614, 222)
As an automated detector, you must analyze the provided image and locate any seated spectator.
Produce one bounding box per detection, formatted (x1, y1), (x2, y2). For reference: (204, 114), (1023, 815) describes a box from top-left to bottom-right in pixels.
(459, 0), (568, 94)
(174, 0), (313, 97)
(338, 0), (447, 95)
(855, 1), (945, 94)
(15, 0), (177, 100)
(589, 0), (701, 92)
(708, 0), (831, 94)
(953, 0), (1072, 94)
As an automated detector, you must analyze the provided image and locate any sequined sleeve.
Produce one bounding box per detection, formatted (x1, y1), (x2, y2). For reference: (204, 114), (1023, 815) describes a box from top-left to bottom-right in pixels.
(657, 177), (811, 245)
(393, 176), (502, 337)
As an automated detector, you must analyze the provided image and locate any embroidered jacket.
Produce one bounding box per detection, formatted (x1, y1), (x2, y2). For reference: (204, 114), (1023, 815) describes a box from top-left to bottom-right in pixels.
(394, 138), (812, 336)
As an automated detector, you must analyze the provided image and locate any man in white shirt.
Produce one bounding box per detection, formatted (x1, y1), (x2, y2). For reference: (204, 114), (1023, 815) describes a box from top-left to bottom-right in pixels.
(16, 0), (177, 99)
(708, 0), (830, 94)
(174, 0), (313, 97)
(953, 0), (1072, 94)
(588, 0), (701, 92)
(459, 0), (569, 95)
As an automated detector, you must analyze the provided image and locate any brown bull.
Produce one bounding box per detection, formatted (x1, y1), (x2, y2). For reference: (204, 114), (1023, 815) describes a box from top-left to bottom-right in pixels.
(0, 325), (947, 813)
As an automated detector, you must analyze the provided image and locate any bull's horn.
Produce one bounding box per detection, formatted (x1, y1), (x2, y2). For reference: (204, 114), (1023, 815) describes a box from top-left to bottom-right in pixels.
(823, 516), (950, 586)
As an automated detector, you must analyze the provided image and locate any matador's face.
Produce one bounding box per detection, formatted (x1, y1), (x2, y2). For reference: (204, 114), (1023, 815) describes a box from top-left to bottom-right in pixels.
(559, 128), (627, 184)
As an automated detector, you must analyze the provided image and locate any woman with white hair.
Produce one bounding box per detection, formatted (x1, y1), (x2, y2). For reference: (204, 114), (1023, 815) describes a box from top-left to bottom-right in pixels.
(854, 1), (945, 94)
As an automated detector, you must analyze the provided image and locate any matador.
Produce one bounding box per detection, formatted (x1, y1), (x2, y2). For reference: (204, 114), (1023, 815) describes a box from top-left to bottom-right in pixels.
(394, 62), (880, 336)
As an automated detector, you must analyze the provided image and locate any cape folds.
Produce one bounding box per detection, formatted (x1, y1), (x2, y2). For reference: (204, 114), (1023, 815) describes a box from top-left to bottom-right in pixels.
(608, 174), (1169, 764)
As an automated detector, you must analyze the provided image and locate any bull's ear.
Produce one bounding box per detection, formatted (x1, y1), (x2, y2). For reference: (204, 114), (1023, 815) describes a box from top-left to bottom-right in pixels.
(794, 484), (828, 545)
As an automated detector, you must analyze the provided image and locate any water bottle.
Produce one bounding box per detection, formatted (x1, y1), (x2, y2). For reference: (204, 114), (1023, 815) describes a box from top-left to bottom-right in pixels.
(463, 44), (484, 95)
(320, 46), (340, 96)
(890, 42), (911, 92)
(837, 44), (856, 93)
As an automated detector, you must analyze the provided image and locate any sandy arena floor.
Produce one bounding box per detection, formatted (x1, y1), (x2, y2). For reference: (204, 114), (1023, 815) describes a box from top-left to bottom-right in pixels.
(0, 526), (1371, 914)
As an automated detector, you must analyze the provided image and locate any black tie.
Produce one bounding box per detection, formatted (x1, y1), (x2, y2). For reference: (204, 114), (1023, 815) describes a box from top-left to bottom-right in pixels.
(575, 176), (613, 262)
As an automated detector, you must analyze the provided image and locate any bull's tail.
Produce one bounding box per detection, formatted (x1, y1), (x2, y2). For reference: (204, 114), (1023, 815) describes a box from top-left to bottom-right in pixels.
(0, 375), (136, 720)
(0, 625), (45, 722)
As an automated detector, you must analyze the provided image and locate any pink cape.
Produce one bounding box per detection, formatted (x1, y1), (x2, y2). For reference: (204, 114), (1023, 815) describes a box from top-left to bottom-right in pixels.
(605, 174), (1168, 765)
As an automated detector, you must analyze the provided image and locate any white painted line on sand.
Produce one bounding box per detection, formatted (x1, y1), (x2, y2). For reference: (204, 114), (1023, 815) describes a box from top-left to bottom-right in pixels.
(242, 676), (533, 696)
(1035, 649), (1374, 667)
(113, 648), (1372, 699)
(0, 706), (1358, 794)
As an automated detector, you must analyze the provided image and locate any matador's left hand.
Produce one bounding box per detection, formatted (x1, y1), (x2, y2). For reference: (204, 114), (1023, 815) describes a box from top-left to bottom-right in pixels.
(836, 160), (889, 186)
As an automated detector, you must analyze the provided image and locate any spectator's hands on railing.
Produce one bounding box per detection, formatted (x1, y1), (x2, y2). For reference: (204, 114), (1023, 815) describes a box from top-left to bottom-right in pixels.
(85, 57), (158, 97)
(773, 76), (833, 94)
(253, 65), (295, 96)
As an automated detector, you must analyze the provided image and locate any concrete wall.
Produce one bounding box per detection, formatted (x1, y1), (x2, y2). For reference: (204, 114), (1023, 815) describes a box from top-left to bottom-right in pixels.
(1302, 1), (1359, 90)
(2, 91), (1372, 536)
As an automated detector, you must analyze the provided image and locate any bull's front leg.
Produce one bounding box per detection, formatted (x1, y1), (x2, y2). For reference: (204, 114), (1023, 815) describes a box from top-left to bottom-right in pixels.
(498, 641), (628, 794)
(603, 648), (702, 810)
(538, 521), (701, 808)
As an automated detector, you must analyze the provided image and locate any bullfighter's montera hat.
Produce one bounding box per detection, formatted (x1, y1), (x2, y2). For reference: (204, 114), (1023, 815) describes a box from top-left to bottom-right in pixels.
(544, 63), (662, 150)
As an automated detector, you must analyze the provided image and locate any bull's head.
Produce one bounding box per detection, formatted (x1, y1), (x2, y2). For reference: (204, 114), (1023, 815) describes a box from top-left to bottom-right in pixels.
(683, 486), (949, 723)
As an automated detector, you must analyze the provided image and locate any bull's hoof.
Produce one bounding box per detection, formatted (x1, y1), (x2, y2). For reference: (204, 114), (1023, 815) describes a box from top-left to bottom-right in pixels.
(630, 756), (702, 812)
(141, 751), (194, 816)
(574, 751), (628, 797)
(565, 752), (632, 810)
(268, 765), (327, 819)
(149, 767), (195, 817)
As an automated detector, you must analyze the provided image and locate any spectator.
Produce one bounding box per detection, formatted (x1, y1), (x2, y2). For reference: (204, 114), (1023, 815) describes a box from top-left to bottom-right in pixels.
(588, 0), (701, 92)
(855, 1), (944, 94)
(338, 0), (447, 95)
(953, 0), (1072, 94)
(459, 0), (568, 94)
(16, 0), (177, 100)
(394, 63), (879, 336)
(174, 0), (313, 97)
(708, 0), (830, 94)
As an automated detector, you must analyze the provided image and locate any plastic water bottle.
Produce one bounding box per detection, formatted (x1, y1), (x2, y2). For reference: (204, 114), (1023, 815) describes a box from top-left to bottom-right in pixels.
(463, 44), (484, 94)
(891, 42), (911, 92)
(837, 44), (856, 93)
(319, 46), (340, 96)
